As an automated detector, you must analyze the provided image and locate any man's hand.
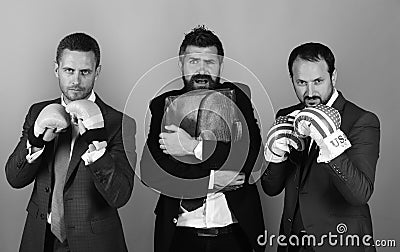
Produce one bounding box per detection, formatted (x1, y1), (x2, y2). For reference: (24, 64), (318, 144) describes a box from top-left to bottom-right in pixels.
(214, 170), (245, 191)
(159, 125), (199, 156)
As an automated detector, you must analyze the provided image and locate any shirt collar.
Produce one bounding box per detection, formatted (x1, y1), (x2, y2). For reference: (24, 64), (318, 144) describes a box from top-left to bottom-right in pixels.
(326, 88), (338, 107)
(61, 91), (96, 107)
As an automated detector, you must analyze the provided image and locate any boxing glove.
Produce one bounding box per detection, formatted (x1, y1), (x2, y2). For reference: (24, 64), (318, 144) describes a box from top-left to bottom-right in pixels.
(294, 104), (351, 163)
(264, 110), (305, 163)
(65, 100), (106, 144)
(28, 103), (70, 147)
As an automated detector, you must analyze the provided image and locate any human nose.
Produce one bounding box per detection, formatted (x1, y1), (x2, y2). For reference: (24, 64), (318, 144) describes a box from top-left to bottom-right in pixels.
(72, 72), (81, 85)
(306, 82), (315, 97)
(197, 61), (207, 75)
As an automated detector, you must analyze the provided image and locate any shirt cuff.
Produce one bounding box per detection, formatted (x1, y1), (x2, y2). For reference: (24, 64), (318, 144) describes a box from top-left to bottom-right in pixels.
(208, 170), (215, 190)
(26, 140), (44, 163)
(81, 141), (107, 165)
(194, 140), (203, 160)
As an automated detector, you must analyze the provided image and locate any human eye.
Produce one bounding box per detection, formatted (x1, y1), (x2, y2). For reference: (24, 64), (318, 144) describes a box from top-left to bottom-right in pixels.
(64, 68), (74, 74)
(206, 60), (216, 65)
(296, 80), (307, 86)
(314, 79), (323, 85)
(189, 58), (199, 64)
(81, 70), (91, 76)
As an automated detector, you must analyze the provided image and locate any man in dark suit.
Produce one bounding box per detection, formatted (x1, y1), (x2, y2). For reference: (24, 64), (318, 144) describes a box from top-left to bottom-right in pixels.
(5, 32), (136, 252)
(261, 42), (380, 252)
(140, 26), (265, 252)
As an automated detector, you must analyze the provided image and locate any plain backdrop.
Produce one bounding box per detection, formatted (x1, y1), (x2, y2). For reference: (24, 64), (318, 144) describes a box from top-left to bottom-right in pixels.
(1, 0), (399, 251)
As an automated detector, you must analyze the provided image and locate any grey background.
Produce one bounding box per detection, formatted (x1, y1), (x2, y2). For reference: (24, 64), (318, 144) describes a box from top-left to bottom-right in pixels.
(1, 0), (399, 251)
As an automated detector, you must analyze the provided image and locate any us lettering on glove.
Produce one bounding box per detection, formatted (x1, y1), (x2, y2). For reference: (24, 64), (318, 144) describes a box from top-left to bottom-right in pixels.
(264, 110), (305, 163)
(65, 100), (107, 148)
(294, 104), (351, 163)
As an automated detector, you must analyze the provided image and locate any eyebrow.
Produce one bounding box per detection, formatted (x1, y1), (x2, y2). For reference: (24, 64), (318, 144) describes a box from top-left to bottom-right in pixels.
(79, 68), (92, 72)
(297, 77), (324, 82)
(62, 67), (92, 71)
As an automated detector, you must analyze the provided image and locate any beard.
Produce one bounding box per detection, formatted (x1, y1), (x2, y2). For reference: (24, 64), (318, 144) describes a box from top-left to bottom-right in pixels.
(60, 85), (93, 104)
(303, 84), (334, 107)
(183, 74), (220, 90)
(304, 96), (323, 107)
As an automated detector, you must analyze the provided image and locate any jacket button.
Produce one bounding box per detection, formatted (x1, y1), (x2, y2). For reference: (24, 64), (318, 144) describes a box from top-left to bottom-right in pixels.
(172, 218), (178, 224)
(45, 187), (50, 193)
(40, 213), (46, 220)
(288, 218), (292, 223)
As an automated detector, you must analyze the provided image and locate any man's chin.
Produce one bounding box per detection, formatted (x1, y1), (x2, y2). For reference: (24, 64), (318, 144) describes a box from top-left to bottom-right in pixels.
(65, 92), (89, 102)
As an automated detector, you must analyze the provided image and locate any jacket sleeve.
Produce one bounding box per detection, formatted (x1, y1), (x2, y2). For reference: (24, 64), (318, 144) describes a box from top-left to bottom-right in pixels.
(86, 114), (136, 208)
(324, 111), (380, 206)
(5, 105), (45, 189)
(261, 109), (298, 196)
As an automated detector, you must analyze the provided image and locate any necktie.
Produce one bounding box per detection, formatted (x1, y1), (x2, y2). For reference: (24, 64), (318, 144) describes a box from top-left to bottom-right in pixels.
(51, 127), (72, 242)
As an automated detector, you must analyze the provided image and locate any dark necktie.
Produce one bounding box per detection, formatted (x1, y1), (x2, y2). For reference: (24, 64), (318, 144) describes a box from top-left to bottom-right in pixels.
(51, 127), (72, 242)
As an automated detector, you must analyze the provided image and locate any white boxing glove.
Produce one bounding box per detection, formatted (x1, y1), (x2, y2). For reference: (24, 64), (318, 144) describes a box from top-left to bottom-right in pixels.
(65, 100), (104, 130)
(264, 110), (305, 163)
(294, 104), (351, 163)
(66, 100), (106, 145)
(28, 103), (70, 147)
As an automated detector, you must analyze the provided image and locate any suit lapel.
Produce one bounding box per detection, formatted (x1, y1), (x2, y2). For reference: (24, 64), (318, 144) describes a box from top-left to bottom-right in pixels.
(64, 94), (109, 186)
(64, 135), (87, 185)
(46, 98), (62, 174)
(46, 140), (56, 174)
(331, 91), (346, 114)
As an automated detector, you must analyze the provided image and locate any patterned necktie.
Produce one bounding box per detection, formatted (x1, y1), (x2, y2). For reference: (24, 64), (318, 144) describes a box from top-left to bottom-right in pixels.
(51, 127), (72, 242)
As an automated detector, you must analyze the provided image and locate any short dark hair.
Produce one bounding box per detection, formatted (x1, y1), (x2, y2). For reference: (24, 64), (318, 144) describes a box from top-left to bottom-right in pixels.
(56, 32), (101, 68)
(179, 25), (224, 62)
(288, 42), (335, 78)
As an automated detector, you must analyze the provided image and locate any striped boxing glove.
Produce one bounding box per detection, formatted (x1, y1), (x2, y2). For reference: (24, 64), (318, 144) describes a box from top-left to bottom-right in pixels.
(294, 104), (351, 163)
(264, 110), (305, 163)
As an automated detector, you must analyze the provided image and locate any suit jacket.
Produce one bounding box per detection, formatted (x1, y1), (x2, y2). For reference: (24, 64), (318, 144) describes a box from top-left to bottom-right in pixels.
(5, 95), (137, 252)
(262, 91), (380, 252)
(140, 82), (265, 252)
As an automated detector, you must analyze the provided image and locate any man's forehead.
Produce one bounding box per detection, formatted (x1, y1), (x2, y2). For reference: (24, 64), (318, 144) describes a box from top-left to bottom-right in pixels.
(293, 58), (329, 77)
(59, 49), (96, 66)
(184, 45), (219, 57)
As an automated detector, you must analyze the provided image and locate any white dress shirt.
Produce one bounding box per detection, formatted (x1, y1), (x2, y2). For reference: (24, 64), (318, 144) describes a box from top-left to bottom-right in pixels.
(176, 140), (236, 228)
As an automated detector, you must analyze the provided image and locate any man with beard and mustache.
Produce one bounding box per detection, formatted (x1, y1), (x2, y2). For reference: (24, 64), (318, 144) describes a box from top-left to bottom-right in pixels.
(5, 32), (136, 252)
(140, 26), (265, 252)
(261, 42), (380, 252)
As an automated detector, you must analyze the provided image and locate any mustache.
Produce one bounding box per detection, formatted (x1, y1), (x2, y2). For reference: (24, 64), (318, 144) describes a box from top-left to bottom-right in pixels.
(304, 96), (321, 101)
(190, 74), (214, 83)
